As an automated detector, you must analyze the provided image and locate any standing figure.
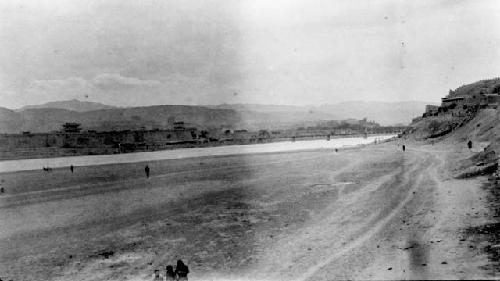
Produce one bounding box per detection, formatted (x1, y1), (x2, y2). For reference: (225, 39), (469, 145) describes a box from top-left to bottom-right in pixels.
(467, 140), (473, 149)
(402, 144), (406, 152)
(70, 165), (74, 173)
(165, 265), (176, 281)
(152, 269), (162, 281)
(145, 165), (150, 178)
(175, 260), (189, 281)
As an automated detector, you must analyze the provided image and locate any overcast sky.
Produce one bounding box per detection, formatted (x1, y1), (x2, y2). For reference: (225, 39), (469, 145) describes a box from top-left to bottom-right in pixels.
(0, 0), (499, 108)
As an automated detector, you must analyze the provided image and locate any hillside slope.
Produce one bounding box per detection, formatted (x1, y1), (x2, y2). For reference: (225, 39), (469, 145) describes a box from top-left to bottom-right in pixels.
(409, 77), (500, 140)
(0, 107), (22, 133)
(6, 106), (244, 133)
(19, 99), (117, 112)
(407, 77), (500, 176)
(448, 78), (500, 98)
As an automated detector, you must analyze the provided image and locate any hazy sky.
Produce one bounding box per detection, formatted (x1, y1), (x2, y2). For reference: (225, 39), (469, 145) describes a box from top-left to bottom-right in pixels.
(1, 0), (499, 108)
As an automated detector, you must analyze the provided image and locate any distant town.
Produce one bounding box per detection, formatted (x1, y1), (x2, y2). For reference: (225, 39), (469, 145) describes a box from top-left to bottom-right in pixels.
(0, 118), (404, 160)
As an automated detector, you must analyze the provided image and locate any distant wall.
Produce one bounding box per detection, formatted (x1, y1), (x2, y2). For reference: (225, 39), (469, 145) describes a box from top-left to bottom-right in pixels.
(0, 128), (198, 153)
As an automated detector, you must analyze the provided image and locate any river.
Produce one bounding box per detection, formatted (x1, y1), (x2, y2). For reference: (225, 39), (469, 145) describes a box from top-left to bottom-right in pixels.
(0, 135), (395, 173)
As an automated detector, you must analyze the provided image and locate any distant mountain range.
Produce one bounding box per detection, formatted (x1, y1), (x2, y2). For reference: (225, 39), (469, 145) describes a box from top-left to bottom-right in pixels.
(317, 101), (432, 126)
(0, 100), (436, 134)
(210, 101), (436, 126)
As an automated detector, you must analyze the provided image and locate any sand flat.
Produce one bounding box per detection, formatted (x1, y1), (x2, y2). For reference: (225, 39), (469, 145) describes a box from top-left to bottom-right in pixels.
(0, 141), (495, 281)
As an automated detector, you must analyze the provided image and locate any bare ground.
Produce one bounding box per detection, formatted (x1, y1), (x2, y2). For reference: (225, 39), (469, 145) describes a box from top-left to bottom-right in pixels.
(0, 142), (497, 280)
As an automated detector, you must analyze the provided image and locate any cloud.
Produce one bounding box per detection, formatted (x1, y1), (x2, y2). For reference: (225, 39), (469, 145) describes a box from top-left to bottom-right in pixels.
(93, 73), (162, 90)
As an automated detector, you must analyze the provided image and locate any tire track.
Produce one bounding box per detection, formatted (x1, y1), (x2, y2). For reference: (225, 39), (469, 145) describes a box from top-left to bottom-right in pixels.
(295, 150), (440, 281)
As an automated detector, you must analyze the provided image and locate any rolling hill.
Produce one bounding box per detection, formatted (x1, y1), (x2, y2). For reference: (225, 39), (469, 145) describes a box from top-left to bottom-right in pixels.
(18, 99), (117, 112)
(0, 107), (22, 133)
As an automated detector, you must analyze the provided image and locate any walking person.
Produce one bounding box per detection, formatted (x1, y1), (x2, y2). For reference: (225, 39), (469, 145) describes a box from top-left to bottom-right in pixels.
(152, 269), (162, 281)
(70, 165), (74, 173)
(467, 140), (473, 150)
(165, 265), (176, 281)
(145, 165), (150, 178)
(402, 144), (406, 152)
(175, 260), (189, 281)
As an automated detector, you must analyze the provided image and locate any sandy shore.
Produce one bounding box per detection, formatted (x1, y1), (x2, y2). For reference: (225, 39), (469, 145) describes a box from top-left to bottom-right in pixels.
(0, 141), (497, 280)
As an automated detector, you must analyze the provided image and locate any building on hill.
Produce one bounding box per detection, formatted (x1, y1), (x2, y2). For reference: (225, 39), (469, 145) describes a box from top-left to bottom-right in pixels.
(173, 121), (194, 130)
(492, 84), (500, 94)
(417, 79), (500, 122)
(173, 121), (185, 130)
(424, 105), (439, 117)
(62, 122), (82, 133)
(441, 96), (465, 107)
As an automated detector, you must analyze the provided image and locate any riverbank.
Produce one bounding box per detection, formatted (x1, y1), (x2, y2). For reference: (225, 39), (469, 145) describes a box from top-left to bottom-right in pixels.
(0, 139), (497, 280)
(0, 133), (393, 161)
(0, 134), (394, 173)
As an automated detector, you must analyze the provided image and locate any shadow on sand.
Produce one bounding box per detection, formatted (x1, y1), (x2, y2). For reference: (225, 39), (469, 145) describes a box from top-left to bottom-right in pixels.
(406, 232), (430, 279)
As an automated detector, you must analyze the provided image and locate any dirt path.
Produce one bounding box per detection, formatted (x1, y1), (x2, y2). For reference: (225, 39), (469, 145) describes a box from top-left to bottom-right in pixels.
(239, 144), (495, 281)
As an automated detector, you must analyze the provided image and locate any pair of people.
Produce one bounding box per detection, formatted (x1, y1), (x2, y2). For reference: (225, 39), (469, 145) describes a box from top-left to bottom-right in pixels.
(153, 260), (189, 281)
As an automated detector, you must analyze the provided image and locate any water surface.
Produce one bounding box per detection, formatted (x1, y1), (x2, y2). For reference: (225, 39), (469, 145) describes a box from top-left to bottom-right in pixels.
(0, 135), (394, 173)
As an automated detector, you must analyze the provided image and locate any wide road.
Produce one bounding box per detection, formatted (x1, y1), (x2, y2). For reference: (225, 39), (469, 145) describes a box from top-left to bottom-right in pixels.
(0, 142), (494, 280)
